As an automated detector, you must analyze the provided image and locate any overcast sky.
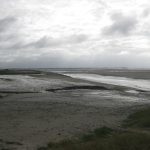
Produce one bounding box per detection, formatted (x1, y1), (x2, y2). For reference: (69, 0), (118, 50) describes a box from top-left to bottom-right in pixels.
(0, 0), (150, 68)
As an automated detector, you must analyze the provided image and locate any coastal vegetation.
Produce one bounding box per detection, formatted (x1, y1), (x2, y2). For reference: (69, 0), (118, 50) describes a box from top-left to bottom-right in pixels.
(38, 107), (150, 150)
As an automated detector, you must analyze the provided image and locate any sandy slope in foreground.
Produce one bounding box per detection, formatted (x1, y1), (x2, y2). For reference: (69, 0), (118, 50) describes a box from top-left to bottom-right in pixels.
(0, 71), (150, 150)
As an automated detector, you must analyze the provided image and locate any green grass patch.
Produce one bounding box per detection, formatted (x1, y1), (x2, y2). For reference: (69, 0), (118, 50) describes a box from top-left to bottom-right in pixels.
(38, 131), (150, 150)
(81, 133), (94, 142)
(124, 107), (150, 128)
(37, 127), (113, 150)
(100, 132), (150, 150)
(94, 126), (113, 137)
(38, 107), (150, 150)
(47, 140), (74, 148)
(81, 126), (113, 142)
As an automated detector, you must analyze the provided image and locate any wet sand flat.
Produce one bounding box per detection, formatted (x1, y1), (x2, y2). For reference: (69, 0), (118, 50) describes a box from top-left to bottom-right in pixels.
(0, 69), (150, 150)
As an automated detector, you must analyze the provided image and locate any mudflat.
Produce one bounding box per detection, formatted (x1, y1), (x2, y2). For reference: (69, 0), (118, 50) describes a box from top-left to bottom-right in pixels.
(0, 69), (150, 150)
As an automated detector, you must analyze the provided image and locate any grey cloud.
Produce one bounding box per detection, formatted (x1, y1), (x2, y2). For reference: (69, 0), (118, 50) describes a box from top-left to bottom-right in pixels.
(0, 16), (17, 32)
(0, 16), (17, 46)
(103, 13), (138, 36)
(0, 37), (61, 51)
(142, 8), (150, 17)
(24, 34), (88, 49)
(0, 34), (88, 52)
(26, 37), (60, 48)
(68, 34), (88, 43)
(0, 0), (150, 68)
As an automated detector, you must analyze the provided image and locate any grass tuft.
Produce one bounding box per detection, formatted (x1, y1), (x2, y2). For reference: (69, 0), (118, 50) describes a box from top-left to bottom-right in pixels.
(81, 133), (94, 142)
(124, 108), (150, 128)
(94, 126), (113, 137)
(37, 147), (48, 150)
(38, 107), (150, 150)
